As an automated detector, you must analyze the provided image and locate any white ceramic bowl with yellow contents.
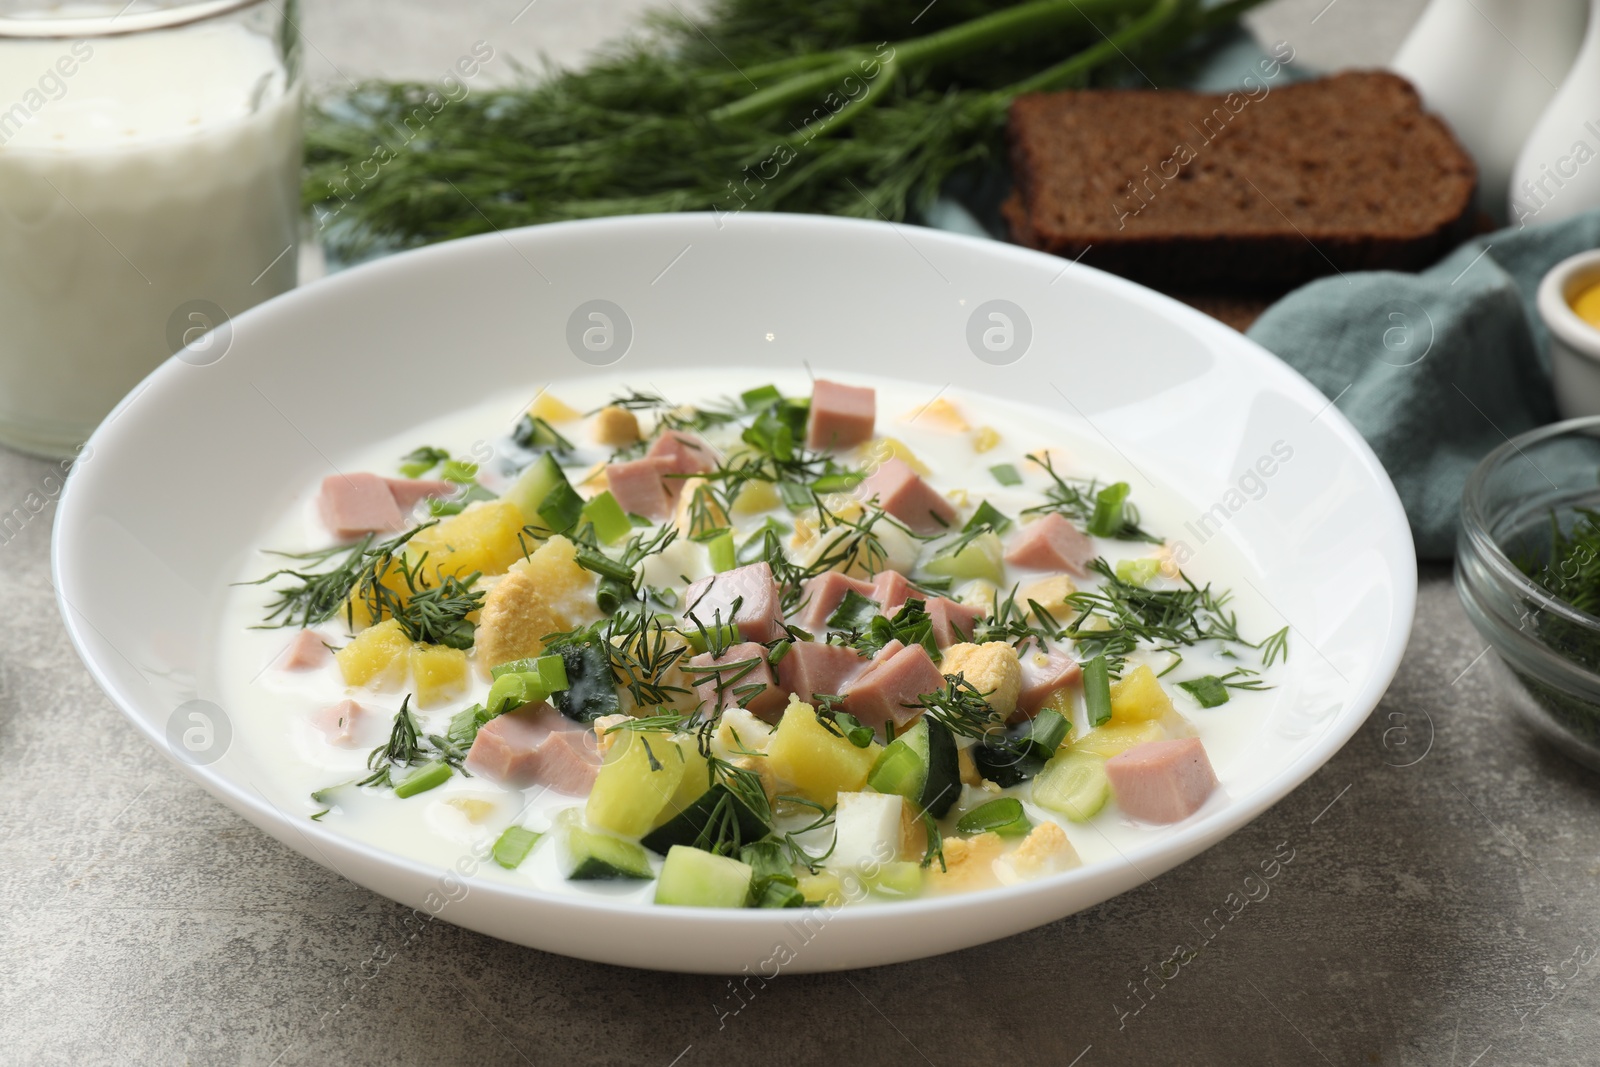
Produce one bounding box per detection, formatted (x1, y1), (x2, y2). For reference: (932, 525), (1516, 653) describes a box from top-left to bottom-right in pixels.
(1539, 249), (1600, 419)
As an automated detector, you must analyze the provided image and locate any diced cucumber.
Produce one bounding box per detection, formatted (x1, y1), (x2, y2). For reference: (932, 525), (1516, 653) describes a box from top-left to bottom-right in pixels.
(956, 797), (1032, 837)
(491, 826), (542, 869)
(865, 860), (924, 899)
(1031, 751), (1110, 822)
(393, 760), (451, 799)
(640, 783), (770, 855)
(989, 463), (1022, 487)
(704, 529), (736, 573)
(580, 491), (633, 545)
(923, 530), (1004, 585)
(587, 732), (687, 837)
(866, 717), (960, 817)
(654, 845), (754, 907)
(740, 383), (782, 409)
(555, 810), (653, 880)
(756, 880), (805, 908)
(1087, 482), (1131, 537)
(503, 453), (582, 533)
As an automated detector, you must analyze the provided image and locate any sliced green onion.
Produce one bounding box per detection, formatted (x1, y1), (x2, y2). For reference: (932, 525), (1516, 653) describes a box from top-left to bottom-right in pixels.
(740, 384), (782, 409)
(394, 759), (452, 798)
(811, 471), (864, 494)
(776, 480), (811, 512)
(492, 826), (543, 869)
(574, 545), (636, 584)
(580, 491), (632, 545)
(440, 459), (479, 484)
(486, 671), (549, 715)
(956, 797), (1032, 837)
(489, 654), (568, 691)
(681, 621), (741, 654)
(1177, 675), (1230, 708)
(1025, 708), (1070, 756)
(962, 499), (1012, 534)
(1083, 655), (1112, 727)
(989, 463), (1022, 487)
(1087, 481), (1131, 537)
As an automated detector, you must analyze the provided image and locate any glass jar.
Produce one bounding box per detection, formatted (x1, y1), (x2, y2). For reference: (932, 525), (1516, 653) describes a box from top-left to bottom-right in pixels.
(0, 0), (302, 457)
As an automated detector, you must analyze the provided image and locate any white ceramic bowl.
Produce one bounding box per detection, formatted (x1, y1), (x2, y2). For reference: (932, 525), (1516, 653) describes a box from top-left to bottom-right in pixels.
(1539, 249), (1600, 419)
(53, 213), (1415, 973)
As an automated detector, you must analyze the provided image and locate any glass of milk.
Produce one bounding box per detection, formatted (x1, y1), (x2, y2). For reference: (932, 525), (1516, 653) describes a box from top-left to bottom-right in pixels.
(0, 1), (302, 457)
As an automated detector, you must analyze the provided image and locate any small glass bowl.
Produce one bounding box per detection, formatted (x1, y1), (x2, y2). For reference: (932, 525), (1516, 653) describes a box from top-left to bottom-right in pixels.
(1457, 415), (1600, 771)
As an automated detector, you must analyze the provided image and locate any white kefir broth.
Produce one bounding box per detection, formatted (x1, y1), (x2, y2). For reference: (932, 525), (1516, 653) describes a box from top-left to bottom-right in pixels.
(0, 14), (300, 454)
(215, 371), (1286, 902)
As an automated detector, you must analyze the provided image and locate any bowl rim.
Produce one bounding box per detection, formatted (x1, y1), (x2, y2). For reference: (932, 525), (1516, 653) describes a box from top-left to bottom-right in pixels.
(1460, 413), (1600, 640)
(50, 211), (1419, 943)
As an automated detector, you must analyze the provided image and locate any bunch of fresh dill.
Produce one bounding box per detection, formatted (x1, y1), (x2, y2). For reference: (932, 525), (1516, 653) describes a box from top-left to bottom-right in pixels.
(304, 0), (1264, 257)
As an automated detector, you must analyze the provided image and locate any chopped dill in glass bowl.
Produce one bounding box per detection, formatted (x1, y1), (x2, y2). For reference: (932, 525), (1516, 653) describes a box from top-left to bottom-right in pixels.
(1457, 416), (1600, 771)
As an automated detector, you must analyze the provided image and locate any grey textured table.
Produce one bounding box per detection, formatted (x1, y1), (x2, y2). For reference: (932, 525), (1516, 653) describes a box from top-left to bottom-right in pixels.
(13, 1), (1599, 1065)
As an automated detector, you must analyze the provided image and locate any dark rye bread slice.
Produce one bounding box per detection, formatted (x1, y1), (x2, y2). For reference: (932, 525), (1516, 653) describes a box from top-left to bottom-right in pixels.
(1005, 71), (1477, 293)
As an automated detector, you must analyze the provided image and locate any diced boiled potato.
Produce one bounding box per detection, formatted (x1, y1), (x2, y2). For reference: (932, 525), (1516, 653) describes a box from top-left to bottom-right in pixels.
(343, 556), (412, 629)
(971, 426), (1001, 453)
(798, 515), (918, 579)
(473, 535), (600, 669)
(958, 746), (981, 786)
(531, 392), (581, 422)
(335, 619), (411, 688)
(1037, 686), (1076, 727)
(859, 437), (930, 477)
(408, 500), (528, 582)
(730, 479), (781, 516)
(408, 643), (468, 708)
(592, 405), (640, 446)
(591, 714), (630, 757)
(765, 697), (882, 805)
(1018, 574), (1078, 621)
(1110, 664), (1175, 723)
(663, 736), (712, 815)
(1069, 720), (1166, 758)
(940, 642), (1021, 718)
(829, 791), (906, 870)
(587, 730), (687, 836)
(612, 627), (699, 717)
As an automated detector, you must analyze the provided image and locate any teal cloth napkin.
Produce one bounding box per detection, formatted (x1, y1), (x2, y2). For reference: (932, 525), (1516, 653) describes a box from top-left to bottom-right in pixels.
(1245, 212), (1600, 560)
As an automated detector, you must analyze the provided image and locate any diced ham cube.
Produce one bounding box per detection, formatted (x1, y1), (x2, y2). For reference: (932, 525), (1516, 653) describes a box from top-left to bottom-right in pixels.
(775, 641), (872, 702)
(870, 570), (912, 615)
(871, 639), (905, 664)
(527, 731), (605, 796)
(807, 379), (876, 451)
(1105, 738), (1218, 823)
(605, 457), (675, 520)
(313, 699), (373, 747)
(855, 458), (955, 535)
(926, 597), (984, 648)
(465, 703), (600, 795)
(385, 477), (455, 514)
(317, 472), (404, 540)
(1005, 513), (1096, 576)
(647, 430), (717, 478)
(279, 629), (329, 671)
(688, 642), (787, 721)
(1015, 642), (1081, 720)
(841, 644), (945, 731)
(683, 562), (785, 643)
(794, 572), (875, 631)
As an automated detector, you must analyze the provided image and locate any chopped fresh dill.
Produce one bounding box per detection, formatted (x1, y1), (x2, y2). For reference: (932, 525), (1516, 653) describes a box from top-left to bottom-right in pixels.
(359, 552), (484, 649)
(242, 523), (432, 630)
(1022, 452), (1161, 543)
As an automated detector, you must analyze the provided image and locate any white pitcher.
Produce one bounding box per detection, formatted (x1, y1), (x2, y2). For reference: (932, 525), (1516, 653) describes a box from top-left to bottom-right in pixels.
(1392, 0), (1588, 223)
(1508, 0), (1600, 225)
